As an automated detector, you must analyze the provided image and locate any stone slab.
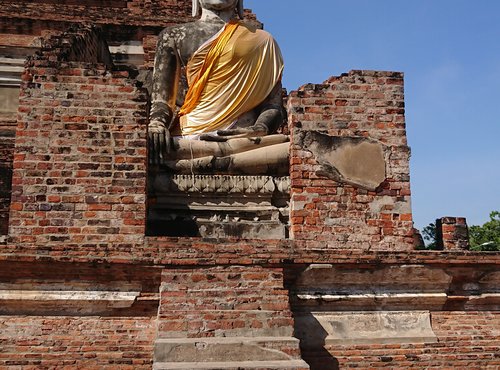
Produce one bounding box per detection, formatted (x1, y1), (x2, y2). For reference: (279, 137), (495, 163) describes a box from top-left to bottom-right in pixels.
(154, 337), (300, 363)
(0, 290), (141, 315)
(0, 290), (139, 307)
(296, 292), (448, 311)
(148, 175), (290, 238)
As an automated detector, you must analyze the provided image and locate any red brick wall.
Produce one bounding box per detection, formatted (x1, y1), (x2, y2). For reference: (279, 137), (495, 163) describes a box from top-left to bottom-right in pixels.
(0, 316), (156, 369)
(158, 266), (296, 341)
(303, 311), (500, 369)
(0, 260), (162, 297)
(8, 26), (148, 246)
(288, 70), (413, 251)
(0, 259), (159, 367)
(0, 1), (260, 58)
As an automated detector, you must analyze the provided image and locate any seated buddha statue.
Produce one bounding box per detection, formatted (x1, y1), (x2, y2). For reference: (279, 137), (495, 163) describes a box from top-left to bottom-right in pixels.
(148, 0), (289, 175)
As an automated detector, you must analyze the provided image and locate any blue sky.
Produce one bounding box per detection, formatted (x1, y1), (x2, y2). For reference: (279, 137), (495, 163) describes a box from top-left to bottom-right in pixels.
(246, 0), (500, 231)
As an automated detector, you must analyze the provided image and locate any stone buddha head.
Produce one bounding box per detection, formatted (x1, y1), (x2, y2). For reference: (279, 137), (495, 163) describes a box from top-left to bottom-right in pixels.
(192, 0), (244, 18)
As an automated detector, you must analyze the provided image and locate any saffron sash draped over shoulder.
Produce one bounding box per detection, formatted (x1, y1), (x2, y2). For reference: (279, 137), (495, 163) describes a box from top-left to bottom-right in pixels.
(178, 21), (284, 136)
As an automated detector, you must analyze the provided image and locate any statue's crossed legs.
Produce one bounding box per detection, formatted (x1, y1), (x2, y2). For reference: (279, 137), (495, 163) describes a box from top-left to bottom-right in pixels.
(163, 134), (289, 176)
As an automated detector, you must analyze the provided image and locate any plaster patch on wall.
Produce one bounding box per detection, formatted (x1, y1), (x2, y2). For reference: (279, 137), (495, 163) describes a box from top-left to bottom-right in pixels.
(301, 131), (387, 191)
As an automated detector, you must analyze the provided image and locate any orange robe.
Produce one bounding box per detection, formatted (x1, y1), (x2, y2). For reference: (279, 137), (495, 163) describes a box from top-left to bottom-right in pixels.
(179, 22), (284, 136)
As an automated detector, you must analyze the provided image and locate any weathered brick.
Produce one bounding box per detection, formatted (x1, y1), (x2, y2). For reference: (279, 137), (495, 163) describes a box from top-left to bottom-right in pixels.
(288, 70), (413, 251)
(8, 27), (147, 246)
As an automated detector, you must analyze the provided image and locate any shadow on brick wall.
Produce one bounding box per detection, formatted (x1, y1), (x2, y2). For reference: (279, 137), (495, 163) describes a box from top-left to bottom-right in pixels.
(284, 266), (339, 369)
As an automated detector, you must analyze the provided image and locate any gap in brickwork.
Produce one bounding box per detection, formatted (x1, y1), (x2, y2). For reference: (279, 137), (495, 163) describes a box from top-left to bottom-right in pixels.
(0, 87), (17, 235)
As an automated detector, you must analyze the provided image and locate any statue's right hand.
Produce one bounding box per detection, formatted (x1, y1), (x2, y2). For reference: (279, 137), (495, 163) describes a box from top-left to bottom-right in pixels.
(148, 120), (171, 165)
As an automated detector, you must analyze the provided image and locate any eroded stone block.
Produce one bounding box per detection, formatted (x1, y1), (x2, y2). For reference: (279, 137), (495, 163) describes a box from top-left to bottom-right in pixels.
(295, 311), (437, 347)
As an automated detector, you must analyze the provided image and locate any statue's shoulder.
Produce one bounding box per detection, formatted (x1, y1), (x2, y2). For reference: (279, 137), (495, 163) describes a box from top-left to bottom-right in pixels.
(158, 22), (197, 42)
(158, 20), (223, 45)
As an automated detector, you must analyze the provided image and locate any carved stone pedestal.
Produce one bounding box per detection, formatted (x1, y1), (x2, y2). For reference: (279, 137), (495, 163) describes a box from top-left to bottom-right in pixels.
(148, 174), (290, 239)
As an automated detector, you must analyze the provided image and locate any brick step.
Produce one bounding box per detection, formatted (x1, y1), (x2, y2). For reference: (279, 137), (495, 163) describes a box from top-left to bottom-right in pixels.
(153, 360), (310, 370)
(154, 337), (305, 365)
(157, 310), (294, 338)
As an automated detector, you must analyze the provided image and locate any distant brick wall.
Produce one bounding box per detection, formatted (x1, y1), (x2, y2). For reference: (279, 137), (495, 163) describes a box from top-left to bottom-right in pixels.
(437, 216), (470, 250)
(8, 26), (148, 246)
(304, 311), (500, 369)
(0, 316), (156, 369)
(0, 0), (192, 27)
(0, 0), (193, 60)
(35, 25), (113, 65)
(288, 70), (413, 251)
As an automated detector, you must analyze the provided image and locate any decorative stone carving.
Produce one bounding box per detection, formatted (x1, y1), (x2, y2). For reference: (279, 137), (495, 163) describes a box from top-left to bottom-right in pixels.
(148, 175), (290, 239)
(295, 311), (437, 347)
(152, 174), (289, 195)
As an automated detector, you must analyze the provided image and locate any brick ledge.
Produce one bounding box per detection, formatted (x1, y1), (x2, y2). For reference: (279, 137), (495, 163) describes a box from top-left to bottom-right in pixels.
(0, 238), (499, 266)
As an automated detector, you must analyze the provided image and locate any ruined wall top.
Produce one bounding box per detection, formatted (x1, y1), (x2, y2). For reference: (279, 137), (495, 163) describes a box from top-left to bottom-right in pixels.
(0, 0), (193, 28)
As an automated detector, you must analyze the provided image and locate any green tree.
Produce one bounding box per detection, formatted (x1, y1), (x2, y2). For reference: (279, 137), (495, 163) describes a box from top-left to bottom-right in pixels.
(469, 211), (500, 251)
